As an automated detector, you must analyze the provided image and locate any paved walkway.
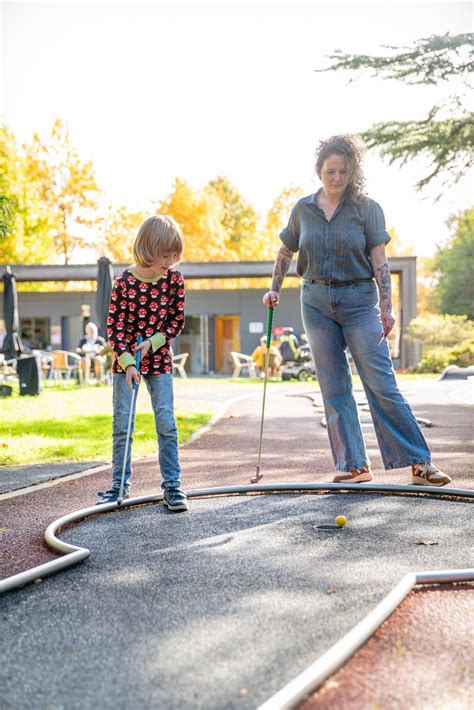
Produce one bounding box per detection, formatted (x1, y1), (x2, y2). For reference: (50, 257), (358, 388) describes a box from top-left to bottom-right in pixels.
(1, 378), (473, 708)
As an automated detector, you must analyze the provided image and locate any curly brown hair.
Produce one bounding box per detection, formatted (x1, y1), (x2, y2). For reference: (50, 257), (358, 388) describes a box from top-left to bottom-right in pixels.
(315, 134), (367, 204)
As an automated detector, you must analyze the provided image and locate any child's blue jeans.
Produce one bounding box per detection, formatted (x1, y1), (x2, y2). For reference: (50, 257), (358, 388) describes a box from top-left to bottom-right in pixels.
(301, 279), (431, 471)
(111, 372), (182, 492)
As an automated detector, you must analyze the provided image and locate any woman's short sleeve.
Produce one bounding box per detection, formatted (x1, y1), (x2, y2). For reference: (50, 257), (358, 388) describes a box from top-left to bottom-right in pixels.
(279, 204), (300, 253)
(365, 200), (391, 251)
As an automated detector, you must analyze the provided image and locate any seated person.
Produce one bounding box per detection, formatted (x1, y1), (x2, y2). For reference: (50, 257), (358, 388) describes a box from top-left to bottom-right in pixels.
(77, 322), (106, 383)
(251, 337), (282, 378)
(278, 327), (300, 363)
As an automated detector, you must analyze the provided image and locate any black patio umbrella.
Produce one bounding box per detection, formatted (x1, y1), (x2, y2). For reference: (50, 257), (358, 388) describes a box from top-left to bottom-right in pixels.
(1, 266), (24, 360)
(96, 257), (115, 340)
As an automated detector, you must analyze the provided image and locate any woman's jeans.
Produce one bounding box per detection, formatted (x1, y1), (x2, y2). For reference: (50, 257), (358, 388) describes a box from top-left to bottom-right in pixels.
(301, 280), (431, 471)
(111, 372), (182, 492)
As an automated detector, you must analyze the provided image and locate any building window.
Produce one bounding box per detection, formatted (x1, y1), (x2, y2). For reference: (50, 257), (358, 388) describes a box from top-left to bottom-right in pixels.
(20, 317), (51, 349)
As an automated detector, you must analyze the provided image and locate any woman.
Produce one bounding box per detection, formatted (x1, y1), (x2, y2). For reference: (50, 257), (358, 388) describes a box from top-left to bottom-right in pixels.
(77, 322), (106, 384)
(263, 134), (451, 487)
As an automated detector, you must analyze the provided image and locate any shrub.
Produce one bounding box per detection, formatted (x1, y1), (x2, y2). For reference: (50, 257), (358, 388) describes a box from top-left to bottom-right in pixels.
(446, 339), (474, 367)
(416, 348), (452, 373)
(407, 314), (474, 347)
(415, 339), (474, 372)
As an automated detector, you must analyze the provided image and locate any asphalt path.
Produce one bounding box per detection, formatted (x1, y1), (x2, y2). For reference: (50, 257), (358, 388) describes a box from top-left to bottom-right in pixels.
(1, 491), (472, 709)
(1, 377), (473, 709)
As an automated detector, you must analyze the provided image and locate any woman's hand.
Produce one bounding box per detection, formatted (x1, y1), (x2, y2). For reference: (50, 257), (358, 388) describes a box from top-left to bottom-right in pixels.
(135, 339), (151, 358)
(381, 310), (396, 338)
(263, 291), (279, 308)
(125, 365), (140, 392)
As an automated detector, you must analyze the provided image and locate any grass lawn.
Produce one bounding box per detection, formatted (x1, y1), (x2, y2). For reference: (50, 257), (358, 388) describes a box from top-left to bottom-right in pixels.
(0, 383), (211, 466)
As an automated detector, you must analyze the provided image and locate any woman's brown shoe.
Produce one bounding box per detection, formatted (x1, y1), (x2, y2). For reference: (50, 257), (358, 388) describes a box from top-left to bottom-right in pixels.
(333, 466), (373, 483)
(412, 463), (452, 487)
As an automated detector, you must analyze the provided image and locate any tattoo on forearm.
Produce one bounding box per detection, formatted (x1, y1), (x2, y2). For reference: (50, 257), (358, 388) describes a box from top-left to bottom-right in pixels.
(375, 261), (393, 312)
(271, 246), (293, 293)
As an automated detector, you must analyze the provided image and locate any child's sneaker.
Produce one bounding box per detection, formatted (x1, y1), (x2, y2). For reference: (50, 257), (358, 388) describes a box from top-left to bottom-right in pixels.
(163, 488), (188, 512)
(96, 488), (129, 505)
(333, 466), (373, 483)
(412, 463), (452, 487)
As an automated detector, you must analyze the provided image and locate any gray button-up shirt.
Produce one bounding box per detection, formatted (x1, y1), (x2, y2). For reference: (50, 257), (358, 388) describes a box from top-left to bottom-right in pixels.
(280, 189), (391, 281)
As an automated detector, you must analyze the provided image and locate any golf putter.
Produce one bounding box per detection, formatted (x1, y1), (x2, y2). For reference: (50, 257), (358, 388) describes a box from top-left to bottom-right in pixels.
(251, 306), (274, 484)
(117, 335), (143, 506)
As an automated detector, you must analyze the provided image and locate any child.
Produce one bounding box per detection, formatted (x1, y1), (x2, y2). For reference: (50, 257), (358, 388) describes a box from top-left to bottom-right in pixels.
(97, 215), (188, 511)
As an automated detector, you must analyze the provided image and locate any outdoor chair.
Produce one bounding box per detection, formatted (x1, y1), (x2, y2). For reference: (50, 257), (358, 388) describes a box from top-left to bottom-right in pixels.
(172, 352), (189, 378)
(50, 350), (84, 385)
(230, 352), (257, 378)
(0, 354), (18, 396)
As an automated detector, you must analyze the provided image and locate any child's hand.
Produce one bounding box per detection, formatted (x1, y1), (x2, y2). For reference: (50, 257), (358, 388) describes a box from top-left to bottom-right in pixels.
(135, 339), (151, 358)
(126, 365), (140, 392)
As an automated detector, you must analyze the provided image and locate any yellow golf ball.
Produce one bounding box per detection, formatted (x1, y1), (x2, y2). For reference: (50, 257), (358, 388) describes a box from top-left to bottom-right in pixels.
(335, 515), (347, 527)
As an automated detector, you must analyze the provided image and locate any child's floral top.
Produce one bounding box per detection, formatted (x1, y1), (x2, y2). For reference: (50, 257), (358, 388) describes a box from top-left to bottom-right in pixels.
(107, 266), (185, 375)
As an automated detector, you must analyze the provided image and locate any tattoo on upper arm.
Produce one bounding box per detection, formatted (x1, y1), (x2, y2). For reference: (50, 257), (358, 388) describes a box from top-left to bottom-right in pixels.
(375, 261), (393, 312)
(271, 245), (293, 293)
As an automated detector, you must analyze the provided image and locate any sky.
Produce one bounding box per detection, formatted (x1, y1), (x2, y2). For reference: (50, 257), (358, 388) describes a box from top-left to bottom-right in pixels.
(1, 0), (472, 258)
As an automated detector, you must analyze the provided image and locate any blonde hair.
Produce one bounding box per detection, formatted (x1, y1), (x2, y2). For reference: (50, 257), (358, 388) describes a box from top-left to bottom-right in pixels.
(133, 215), (184, 267)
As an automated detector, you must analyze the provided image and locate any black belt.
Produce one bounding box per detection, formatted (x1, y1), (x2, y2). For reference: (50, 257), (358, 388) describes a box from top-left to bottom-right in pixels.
(308, 277), (374, 287)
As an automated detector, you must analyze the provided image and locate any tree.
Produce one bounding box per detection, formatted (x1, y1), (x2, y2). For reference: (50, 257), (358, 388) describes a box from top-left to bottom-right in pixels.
(98, 204), (146, 263)
(24, 119), (101, 264)
(385, 227), (413, 258)
(158, 177), (231, 261)
(317, 33), (474, 194)
(263, 185), (304, 259)
(432, 207), (474, 319)
(0, 124), (55, 263)
(206, 176), (259, 253)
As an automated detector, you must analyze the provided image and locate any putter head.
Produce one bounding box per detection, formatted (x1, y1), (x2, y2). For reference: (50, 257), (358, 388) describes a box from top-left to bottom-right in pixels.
(250, 473), (263, 484)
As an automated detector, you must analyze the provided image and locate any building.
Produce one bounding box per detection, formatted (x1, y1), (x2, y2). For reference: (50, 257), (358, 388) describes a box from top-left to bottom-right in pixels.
(0, 259), (419, 373)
